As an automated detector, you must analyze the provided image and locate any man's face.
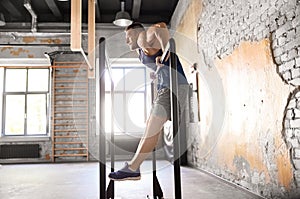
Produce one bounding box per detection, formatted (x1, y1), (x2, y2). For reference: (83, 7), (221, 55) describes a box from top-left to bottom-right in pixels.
(125, 29), (139, 50)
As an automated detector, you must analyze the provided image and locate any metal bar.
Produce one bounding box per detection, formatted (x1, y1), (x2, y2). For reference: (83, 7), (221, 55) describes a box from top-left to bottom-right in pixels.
(99, 37), (106, 199)
(151, 81), (156, 198)
(110, 76), (115, 198)
(152, 149), (164, 198)
(160, 42), (170, 63)
(169, 38), (182, 199)
(152, 149), (156, 198)
(106, 181), (114, 199)
(151, 81), (164, 199)
(105, 39), (115, 199)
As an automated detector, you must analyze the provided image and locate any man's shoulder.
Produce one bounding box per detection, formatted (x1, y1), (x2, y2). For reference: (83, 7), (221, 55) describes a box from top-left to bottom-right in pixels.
(150, 22), (167, 29)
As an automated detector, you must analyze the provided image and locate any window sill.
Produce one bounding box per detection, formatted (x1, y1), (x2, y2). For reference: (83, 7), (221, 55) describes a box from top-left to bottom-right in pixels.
(0, 136), (51, 143)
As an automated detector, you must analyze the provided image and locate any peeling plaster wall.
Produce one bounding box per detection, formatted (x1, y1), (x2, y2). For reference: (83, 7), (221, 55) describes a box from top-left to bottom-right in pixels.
(214, 40), (293, 198)
(171, 0), (300, 198)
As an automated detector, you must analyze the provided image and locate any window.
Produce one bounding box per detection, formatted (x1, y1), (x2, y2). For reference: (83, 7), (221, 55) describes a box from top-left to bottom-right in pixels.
(2, 68), (50, 136)
(105, 66), (151, 135)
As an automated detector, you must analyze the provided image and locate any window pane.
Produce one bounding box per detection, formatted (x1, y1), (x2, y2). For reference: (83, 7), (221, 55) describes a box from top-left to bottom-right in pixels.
(112, 69), (124, 91)
(5, 95), (25, 135)
(113, 93), (124, 134)
(5, 69), (26, 92)
(27, 94), (47, 135)
(28, 69), (49, 92)
(105, 72), (112, 91)
(105, 93), (112, 133)
(125, 68), (145, 91)
(127, 93), (145, 133)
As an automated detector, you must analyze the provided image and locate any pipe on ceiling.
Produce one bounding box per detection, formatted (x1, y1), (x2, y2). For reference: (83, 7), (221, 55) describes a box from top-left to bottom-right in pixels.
(24, 0), (37, 32)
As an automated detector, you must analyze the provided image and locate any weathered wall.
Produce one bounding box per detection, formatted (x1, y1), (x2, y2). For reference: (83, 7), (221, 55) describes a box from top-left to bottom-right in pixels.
(171, 0), (300, 198)
(214, 39), (293, 197)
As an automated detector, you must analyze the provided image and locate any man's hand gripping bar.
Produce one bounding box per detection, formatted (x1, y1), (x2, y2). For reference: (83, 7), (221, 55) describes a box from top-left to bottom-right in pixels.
(154, 42), (170, 75)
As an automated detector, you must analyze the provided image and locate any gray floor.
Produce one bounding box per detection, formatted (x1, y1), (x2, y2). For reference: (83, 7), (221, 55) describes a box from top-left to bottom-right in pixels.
(0, 160), (261, 199)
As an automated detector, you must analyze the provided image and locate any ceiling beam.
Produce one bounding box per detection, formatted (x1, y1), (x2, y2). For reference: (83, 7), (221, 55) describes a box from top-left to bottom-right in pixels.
(70, 0), (81, 51)
(131, 0), (141, 20)
(44, 0), (62, 19)
(70, 0), (94, 74)
(95, 0), (101, 22)
(0, 0), (22, 18)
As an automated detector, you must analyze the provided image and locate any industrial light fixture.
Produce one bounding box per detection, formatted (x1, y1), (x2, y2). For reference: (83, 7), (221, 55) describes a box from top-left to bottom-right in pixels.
(0, 13), (6, 26)
(113, 0), (132, 27)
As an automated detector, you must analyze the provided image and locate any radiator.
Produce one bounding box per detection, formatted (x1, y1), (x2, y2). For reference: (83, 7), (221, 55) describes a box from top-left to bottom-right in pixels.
(0, 144), (40, 159)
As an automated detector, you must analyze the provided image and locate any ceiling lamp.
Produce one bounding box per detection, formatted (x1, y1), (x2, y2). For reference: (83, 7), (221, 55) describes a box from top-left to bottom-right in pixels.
(0, 13), (5, 26)
(113, 0), (132, 27)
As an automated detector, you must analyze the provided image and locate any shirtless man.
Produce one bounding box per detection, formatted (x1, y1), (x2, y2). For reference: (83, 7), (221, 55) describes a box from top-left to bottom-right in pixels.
(108, 22), (188, 181)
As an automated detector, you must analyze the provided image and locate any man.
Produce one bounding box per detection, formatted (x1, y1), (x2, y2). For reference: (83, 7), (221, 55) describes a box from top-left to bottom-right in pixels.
(108, 22), (188, 181)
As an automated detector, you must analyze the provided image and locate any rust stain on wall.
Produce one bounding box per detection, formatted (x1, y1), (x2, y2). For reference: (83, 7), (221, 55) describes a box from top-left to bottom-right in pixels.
(40, 39), (62, 44)
(5, 47), (31, 57)
(10, 48), (26, 56)
(1, 47), (13, 52)
(45, 154), (51, 160)
(214, 39), (292, 188)
(23, 37), (37, 43)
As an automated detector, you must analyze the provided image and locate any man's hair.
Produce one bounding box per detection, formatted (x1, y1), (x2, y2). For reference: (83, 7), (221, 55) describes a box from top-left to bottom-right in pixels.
(125, 22), (145, 31)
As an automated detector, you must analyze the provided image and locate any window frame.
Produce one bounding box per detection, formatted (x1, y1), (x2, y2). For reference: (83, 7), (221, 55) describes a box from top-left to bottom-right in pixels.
(105, 65), (148, 135)
(2, 68), (51, 136)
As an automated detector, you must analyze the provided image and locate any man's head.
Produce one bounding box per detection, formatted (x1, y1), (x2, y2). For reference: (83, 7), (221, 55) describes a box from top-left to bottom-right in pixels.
(125, 22), (145, 50)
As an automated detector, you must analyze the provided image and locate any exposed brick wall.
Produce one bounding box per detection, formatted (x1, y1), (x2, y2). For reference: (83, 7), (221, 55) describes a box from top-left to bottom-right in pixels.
(196, 0), (300, 198)
(198, 0), (300, 82)
(285, 89), (300, 187)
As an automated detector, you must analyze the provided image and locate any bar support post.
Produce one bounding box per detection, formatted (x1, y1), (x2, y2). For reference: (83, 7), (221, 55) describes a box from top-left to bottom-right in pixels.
(99, 37), (106, 199)
(169, 38), (182, 199)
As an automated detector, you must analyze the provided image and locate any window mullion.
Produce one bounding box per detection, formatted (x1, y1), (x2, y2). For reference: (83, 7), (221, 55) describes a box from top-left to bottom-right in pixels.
(24, 68), (29, 136)
(123, 68), (126, 133)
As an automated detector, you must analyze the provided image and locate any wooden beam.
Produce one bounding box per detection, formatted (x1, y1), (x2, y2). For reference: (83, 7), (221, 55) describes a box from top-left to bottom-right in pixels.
(70, 0), (82, 51)
(88, 0), (95, 78)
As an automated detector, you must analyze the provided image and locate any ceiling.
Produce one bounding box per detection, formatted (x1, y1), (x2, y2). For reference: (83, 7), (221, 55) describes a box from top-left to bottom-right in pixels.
(0, 0), (179, 30)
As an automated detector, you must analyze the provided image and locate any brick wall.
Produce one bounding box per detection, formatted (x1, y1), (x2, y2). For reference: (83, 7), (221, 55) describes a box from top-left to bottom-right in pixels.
(198, 0), (300, 78)
(285, 89), (300, 188)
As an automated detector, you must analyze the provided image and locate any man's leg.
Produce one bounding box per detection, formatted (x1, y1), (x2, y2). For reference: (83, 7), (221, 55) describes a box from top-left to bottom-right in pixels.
(128, 114), (168, 171)
(109, 88), (170, 181)
(108, 114), (167, 181)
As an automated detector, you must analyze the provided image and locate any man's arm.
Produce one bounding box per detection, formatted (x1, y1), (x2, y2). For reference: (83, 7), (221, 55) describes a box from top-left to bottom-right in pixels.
(137, 22), (170, 54)
(151, 22), (170, 52)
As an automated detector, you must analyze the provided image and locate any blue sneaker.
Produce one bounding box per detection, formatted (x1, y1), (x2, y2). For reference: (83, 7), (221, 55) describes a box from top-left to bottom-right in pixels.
(108, 162), (141, 181)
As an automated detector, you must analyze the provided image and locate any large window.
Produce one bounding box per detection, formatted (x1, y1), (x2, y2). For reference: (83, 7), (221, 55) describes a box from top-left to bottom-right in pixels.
(2, 68), (50, 136)
(105, 66), (151, 135)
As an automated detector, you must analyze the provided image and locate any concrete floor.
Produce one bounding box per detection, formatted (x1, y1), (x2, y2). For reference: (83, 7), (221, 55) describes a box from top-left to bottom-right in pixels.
(0, 160), (262, 199)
